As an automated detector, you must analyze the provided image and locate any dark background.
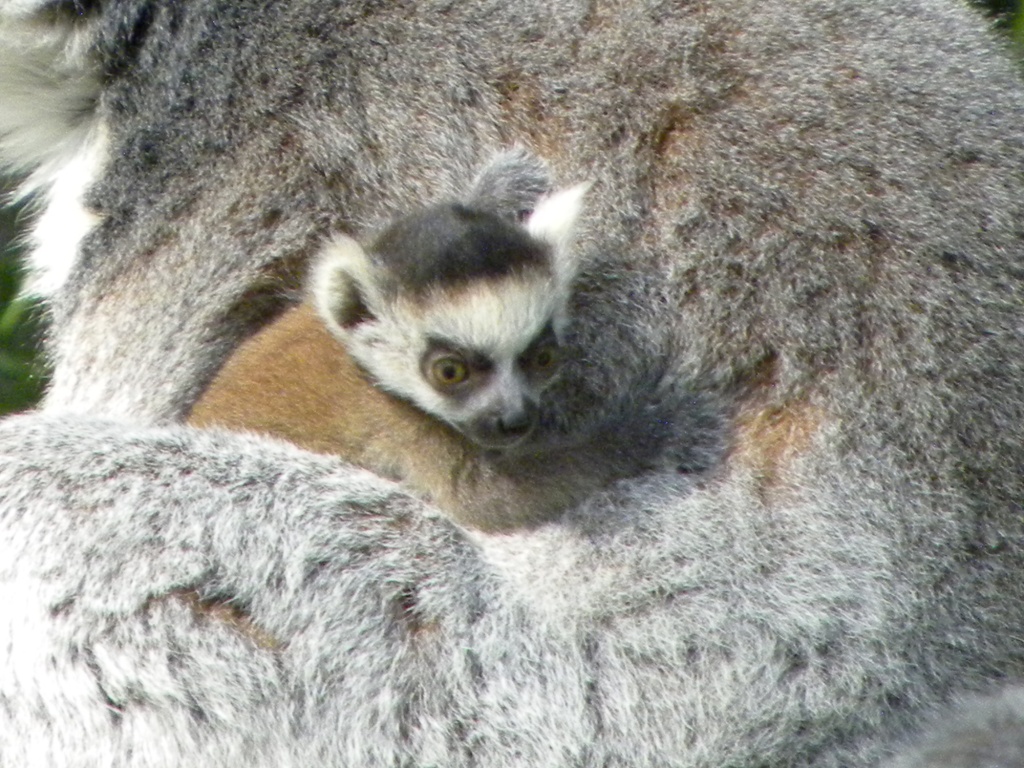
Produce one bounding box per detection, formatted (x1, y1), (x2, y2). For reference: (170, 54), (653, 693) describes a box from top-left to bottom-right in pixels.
(1, 1), (1021, 415)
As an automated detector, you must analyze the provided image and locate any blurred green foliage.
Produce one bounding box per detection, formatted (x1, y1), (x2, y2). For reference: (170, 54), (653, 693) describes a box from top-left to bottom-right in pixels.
(0, 1), (1021, 417)
(980, 0), (1024, 48)
(0, 189), (46, 416)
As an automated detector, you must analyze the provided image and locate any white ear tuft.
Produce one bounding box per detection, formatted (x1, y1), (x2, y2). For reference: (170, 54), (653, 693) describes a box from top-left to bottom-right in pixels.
(310, 234), (379, 334)
(525, 181), (591, 255)
(525, 181), (591, 286)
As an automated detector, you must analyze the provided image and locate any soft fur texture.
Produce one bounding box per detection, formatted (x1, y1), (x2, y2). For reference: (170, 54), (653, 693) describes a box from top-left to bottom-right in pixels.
(885, 687), (1024, 768)
(2, 0), (1024, 765)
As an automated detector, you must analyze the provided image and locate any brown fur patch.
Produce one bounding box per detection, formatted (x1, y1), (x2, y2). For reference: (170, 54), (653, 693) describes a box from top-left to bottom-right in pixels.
(171, 590), (283, 651)
(731, 400), (826, 500)
(187, 302), (478, 519)
(188, 302), (425, 459)
(493, 74), (573, 164)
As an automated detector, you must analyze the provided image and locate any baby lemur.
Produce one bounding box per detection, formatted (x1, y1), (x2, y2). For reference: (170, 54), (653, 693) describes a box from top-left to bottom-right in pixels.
(190, 150), (634, 532)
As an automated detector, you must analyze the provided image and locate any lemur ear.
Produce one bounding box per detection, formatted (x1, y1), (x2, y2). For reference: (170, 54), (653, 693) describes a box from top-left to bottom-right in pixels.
(525, 181), (591, 282)
(464, 145), (552, 221)
(311, 234), (379, 333)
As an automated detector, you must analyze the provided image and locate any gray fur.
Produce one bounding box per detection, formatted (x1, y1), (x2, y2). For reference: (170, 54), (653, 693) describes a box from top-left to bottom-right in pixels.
(886, 688), (1024, 768)
(463, 145), (552, 220)
(2, 0), (1024, 765)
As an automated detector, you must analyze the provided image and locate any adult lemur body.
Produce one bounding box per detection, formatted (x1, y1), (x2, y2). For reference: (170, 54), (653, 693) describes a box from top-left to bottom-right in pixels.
(190, 156), (616, 531)
(4, 0), (1024, 766)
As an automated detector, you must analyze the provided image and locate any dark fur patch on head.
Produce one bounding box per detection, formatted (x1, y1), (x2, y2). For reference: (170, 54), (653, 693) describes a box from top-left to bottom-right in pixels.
(38, 0), (102, 19)
(370, 204), (549, 297)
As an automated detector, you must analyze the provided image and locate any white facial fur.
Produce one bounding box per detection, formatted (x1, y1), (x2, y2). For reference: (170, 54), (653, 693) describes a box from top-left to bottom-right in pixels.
(313, 183), (588, 447)
(360, 272), (565, 429)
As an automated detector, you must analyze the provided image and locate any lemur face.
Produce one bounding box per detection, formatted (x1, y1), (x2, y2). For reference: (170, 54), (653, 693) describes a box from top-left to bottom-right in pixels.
(313, 184), (588, 451)
(416, 321), (561, 448)
(404, 270), (566, 449)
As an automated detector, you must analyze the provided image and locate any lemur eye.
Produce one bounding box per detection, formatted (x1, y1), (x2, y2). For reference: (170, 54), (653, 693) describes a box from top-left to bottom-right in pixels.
(523, 344), (560, 377)
(430, 357), (469, 387)
(533, 346), (557, 369)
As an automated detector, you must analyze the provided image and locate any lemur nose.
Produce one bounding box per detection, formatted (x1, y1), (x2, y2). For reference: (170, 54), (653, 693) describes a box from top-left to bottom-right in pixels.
(498, 410), (533, 437)
(472, 402), (538, 449)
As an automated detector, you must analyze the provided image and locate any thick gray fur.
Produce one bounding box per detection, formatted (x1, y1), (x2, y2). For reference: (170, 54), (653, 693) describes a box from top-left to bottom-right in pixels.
(885, 687), (1024, 768)
(462, 145), (552, 220)
(2, 0), (1024, 766)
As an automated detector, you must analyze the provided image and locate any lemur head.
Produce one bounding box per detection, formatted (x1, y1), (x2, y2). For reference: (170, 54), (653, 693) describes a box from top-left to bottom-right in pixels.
(313, 181), (588, 451)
